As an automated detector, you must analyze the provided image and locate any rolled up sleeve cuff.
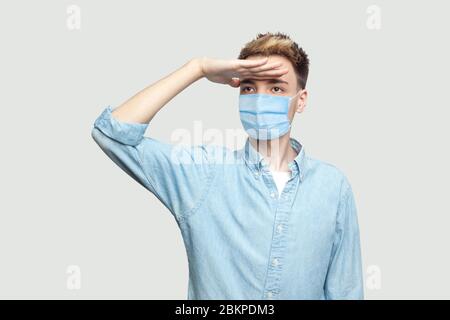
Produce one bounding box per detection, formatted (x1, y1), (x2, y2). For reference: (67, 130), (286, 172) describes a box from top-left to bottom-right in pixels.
(93, 105), (149, 146)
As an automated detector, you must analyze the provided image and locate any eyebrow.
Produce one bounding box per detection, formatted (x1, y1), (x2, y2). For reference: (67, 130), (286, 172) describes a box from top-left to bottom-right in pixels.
(240, 79), (289, 85)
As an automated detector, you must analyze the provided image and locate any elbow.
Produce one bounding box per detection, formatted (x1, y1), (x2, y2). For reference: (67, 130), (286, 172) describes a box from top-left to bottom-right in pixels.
(91, 126), (101, 145)
(91, 126), (111, 152)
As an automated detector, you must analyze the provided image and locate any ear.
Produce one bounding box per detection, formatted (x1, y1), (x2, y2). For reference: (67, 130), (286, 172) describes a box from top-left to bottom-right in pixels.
(296, 89), (308, 113)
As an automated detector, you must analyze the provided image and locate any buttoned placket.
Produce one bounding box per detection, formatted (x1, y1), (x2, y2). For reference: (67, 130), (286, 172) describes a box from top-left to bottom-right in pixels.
(242, 138), (304, 300)
(258, 159), (301, 300)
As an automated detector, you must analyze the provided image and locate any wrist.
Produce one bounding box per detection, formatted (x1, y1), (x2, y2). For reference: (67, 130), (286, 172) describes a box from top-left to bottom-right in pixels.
(188, 56), (206, 80)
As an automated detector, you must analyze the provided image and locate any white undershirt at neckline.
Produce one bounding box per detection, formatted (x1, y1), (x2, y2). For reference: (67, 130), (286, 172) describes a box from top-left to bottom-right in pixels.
(270, 170), (291, 198)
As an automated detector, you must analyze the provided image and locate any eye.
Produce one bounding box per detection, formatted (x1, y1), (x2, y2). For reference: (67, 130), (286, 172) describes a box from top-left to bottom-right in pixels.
(241, 86), (254, 93)
(272, 86), (283, 93)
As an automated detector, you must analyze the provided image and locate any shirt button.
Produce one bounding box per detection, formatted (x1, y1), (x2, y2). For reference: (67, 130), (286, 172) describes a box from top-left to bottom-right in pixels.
(266, 291), (273, 298)
(272, 258), (279, 267)
(277, 224), (283, 233)
(270, 192), (276, 198)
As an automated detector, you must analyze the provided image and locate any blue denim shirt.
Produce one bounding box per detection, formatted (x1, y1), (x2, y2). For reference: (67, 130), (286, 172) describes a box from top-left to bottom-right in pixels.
(91, 105), (364, 300)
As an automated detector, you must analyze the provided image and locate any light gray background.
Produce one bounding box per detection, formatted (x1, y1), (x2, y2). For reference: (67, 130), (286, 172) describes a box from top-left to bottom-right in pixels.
(1, 0), (449, 299)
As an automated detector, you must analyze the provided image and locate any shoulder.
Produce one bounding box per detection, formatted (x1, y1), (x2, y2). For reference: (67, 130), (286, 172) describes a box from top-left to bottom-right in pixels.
(304, 154), (353, 195)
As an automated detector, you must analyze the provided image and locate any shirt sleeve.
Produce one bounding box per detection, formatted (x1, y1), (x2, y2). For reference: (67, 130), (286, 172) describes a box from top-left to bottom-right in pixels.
(91, 105), (217, 222)
(324, 178), (364, 300)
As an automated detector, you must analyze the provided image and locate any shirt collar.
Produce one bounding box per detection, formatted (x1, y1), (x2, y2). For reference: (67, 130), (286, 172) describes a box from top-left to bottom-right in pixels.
(242, 137), (307, 182)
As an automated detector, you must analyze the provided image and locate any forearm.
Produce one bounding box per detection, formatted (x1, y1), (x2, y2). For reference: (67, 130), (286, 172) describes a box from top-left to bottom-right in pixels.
(111, 57), (205, 124)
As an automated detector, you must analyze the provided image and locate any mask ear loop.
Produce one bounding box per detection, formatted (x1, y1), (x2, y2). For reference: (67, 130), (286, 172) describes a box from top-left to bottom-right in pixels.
(289, 88), (303, 105)
(287, 89), (303, 126)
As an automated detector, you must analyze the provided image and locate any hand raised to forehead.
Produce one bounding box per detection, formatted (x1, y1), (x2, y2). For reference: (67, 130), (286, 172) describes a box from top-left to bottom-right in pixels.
(198, 56), (289, 88)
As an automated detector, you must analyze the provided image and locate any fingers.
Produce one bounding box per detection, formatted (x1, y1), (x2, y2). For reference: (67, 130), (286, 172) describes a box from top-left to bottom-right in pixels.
(228, 77), (240, 88)
(240, 67), (289, 79)
(236, 59), (288, 79)
(237, 57), (268, 68)
(246, 61), (283, 73)
(231, 57), (288, 87)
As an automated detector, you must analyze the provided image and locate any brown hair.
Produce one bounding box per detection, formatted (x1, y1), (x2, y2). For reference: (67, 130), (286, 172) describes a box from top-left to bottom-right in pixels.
(238, 32), (310, 90)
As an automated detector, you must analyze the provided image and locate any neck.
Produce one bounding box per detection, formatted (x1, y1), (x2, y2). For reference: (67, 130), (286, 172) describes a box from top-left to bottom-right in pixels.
(249, 134), (298, 172)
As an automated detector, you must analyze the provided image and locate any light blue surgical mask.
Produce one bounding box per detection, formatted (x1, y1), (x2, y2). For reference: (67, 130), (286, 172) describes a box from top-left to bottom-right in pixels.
(239, 91), (301, 140)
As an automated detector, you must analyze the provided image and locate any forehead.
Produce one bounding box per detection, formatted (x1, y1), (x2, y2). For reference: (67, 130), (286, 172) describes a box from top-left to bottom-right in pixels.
(243, 54), (296, 85)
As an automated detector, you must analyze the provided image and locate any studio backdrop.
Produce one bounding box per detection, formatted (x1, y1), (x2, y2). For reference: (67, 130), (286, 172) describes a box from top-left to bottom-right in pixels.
(0, 0), (449, 299)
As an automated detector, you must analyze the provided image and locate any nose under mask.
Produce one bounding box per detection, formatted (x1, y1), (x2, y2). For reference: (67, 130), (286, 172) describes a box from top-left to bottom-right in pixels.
(238, 91), (299, 140)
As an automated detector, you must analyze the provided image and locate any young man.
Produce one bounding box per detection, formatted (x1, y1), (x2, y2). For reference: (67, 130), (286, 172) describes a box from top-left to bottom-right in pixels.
(91, 32), (364, 300)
